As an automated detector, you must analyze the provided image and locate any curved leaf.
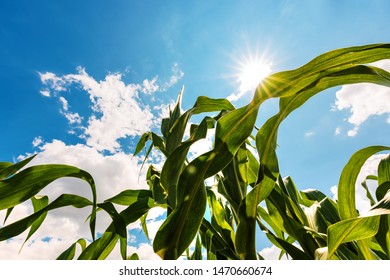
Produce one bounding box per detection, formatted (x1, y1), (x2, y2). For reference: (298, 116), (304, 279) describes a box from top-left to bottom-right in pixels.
(0, 161), (97, 239)
(338, 146), (390, 220)
(0, 194), (93, 241)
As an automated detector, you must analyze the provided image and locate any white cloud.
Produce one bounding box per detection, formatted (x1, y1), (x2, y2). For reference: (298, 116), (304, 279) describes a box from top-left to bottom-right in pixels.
(141, 76), (159, 94)
(333, 59), (390, 136)
(161, 63), (184, 91)
(59, 96), (69, 111)
(38, 64), (184, 153)
(335, 127), (341, 135)
(304, 131), (314, 138)
(259, 245), (289, 260)
(227, 91), (245, 102)
(39, 67), (155, 153)
(32, 136), (44, 147)
(39, 89), (51, 97)
(40, 71), (67, 92)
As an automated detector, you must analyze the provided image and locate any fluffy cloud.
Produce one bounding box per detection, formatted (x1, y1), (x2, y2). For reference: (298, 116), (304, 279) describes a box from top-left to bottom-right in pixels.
(259, 245), (288, 260)
(0, 64), (184, 260)
(39, 67), (154, 153)
(39, 64), (183, 153)
(333, 60), (390, 136)
(161, 63), (184, 91)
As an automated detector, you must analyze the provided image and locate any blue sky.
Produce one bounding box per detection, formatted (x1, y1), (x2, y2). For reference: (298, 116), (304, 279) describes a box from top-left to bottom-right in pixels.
(1, 0), (390, 259)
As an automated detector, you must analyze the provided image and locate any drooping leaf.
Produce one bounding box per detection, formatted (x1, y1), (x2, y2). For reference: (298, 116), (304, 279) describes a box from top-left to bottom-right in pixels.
(133, 132), (151, 156)
(0, 194), (93, 241)
(338, 146), (389, 220)
(0, 162), (97, 239)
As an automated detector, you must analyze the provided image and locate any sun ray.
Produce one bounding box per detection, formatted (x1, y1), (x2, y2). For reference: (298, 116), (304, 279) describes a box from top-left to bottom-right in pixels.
(228, 50), (273, 101)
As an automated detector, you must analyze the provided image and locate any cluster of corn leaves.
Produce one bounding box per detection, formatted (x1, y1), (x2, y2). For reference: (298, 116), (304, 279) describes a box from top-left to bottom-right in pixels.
(1, 43), (390, 260)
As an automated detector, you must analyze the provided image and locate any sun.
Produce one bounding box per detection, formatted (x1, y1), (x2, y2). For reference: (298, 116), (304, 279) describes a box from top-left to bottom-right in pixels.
(238, 57), (272, 93)
(227, 49), (273, 101)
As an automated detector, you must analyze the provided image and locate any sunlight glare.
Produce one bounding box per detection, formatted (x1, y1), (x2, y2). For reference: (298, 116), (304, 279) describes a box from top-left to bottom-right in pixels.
(238, 58), (271, 93)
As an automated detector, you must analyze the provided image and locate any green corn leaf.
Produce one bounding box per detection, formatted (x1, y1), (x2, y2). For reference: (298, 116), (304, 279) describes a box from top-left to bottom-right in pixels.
(169, 86), (184, 133)
(153, 96), (251, 259)
(78, 196), (155, 259)
(3, 207), (14, 224)
(165, 110), (192, 155)
(300, 189), (328, 205)
(190, 235), (203, 260)
(146, 165), (165, 205)
(160, 117), (209, 210)
(150, 44), (390, 260)
(234, 45), (390, 260)
(376, 154), (390, 201)
(236, 174), (276, 259)
(0, 155), (36, 180)
(200, 222), (225, 260)
(128, 253), (139, 260)
(266, 233), (313, 260)
(375, 215), (390, 258)
(0, 162), (13, 174)
(0, 194), (93, 241)
(153, 184), (206, 259)
(328, 189), (390, 259)
(305, 201), (329, 235)
(140, 212), (150, 240)
(207, 189), (235, 246)
(257, 206), (284, 239)
(328, 216), (380, 259)
(376, 182), (390, 203)
(57, 238), (87, 260)
(20, 195), (49, 251)
(361, 176), (377, 206)
(78, 230), (119, 260)
(200, 219), (239, 260)
(133, 132), (151, 156)
(378, 154), (390, 186)
(0, 163), (97, 239)
(338, 146), (390, 220)
(374, 155), (390, 257)
(219, 144), (251, 215)
(98, 202), (127, 240)
(191, 96), (235, 114)
(316, 197), (341, 226)
(151, 132), (167, 155)
(105, 189), (153, 206)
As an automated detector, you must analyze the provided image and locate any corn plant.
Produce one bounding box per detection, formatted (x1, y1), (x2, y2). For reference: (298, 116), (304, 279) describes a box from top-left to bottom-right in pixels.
(1, 43), (389, 260)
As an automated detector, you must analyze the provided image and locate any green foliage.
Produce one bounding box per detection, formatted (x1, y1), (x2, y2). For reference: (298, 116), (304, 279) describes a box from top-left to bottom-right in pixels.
(1, 43), (390, 260)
